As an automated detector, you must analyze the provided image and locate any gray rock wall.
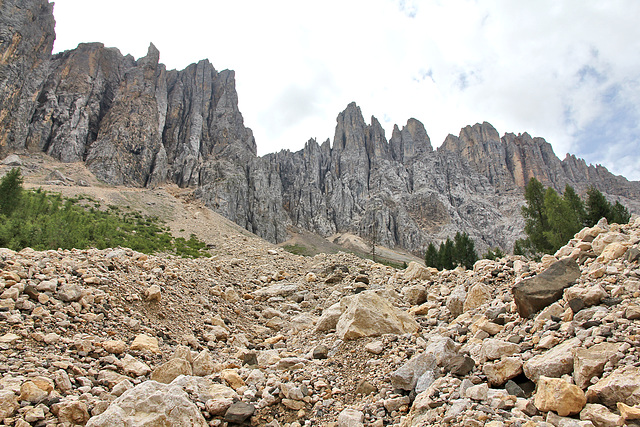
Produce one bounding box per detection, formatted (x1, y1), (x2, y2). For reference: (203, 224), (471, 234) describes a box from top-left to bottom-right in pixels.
(2, 0), (639, 255)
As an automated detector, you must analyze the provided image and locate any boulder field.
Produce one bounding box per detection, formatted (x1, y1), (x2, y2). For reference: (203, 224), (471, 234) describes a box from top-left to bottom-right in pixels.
(0, 217), (640, 426)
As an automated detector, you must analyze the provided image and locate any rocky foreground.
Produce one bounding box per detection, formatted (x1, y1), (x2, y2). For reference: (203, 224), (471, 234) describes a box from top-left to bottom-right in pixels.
(0, 216), (640, 427)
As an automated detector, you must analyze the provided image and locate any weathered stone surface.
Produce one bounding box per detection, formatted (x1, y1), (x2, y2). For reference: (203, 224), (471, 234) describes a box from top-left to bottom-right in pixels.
(423, 336), (459, 366)
(463, 283), (492, 312)
(315, 302), (344, 332)
(512, 258), (581, 318)
(446, 286), (467, 318)
(192, 349), (215, 376)
(625, 305), (640, 320)
(337, 408), (365, 427)
(102, 339), (127, 355)
(404, 262), (435, 281)
(483, 357), (523, 387)
(445, 355), (475, 376)
(150, 358), (192, 384)
(573, 343), (621, 389)
(57, 283), (83, 302)
(586, 366), (640, 408)
(534, 376), (586, 417)
(523, 338), (581, 381)
(19, 380), (49, 403)
(0, 389), (19, 419)
(224, 402), (255, 424)
(145, 284), (162, 301)
(564, 285), (607, 307)
(480, 338), (520, 362)
(130, 334), (160, 353)
(580, 403), (622, 427)
(617, 402), (640, 422)
(0, 0), (55, 155)
(592, 233), (629, 256)
(403, 284), (428, 306)
(121, 354), (152, 377)
(390, 352), (437, 391)
(86, 380), (207, 426)
(221, 369), (246, 390)
(57, 400), (90, 425)
(205, 396), (233, 416)
(599, 242), (629, 262)
(335, 291), (419, 340)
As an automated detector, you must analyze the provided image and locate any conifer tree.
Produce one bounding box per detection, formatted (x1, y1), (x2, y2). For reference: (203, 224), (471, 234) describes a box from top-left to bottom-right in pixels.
(521, 177), (552, 254)
(543, 187), (579, 251)
(586, 186), (611, 225)
(439, 239), (455, 270)
(0, 168), (23, 216)
(424, 242), (439, 269)
(563, 185), (586, 226)
(610, 201), (631, 225)
(453, 231), (478, 269)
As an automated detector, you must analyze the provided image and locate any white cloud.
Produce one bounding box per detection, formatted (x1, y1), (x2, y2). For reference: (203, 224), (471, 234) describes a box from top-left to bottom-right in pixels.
(52, 0), (640, 180)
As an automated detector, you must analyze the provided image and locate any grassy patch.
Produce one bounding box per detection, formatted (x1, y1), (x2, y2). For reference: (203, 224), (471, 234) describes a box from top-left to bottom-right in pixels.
(0, 169), (210, 257)
(283, 244), (315, 257)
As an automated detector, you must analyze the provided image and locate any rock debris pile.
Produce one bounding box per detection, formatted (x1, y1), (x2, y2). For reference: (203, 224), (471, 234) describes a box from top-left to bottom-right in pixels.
(1, 217), (640, 426)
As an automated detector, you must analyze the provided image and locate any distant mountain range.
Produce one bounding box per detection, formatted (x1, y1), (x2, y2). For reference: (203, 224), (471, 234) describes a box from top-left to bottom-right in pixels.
(2, 0), (639, 254)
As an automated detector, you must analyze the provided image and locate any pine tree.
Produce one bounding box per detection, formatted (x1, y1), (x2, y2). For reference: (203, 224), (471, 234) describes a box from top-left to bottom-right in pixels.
(513, 238), (534, 257)
(424, 242), (439, 269)
(439, 239), (455, 270)
(610, 201), (631, 225)
(563, 185), (586, 227)
(586, 186), (611, 226)
(0, 168), (23, 216)
(521, 177), (552, 254)
(543, 187), (579, 251)
(484, 247), (505, 260)
(453, 231), (478, 269)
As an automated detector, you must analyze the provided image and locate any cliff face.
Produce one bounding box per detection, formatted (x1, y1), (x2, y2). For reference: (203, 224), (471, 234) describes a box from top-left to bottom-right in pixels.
(2, 1), (639, 255)
(0, 0), (55, 153)
(269, 104), (527, 252)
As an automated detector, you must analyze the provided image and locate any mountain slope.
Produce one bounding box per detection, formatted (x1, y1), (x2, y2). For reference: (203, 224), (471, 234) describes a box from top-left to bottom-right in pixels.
(1, 0), (639, 256)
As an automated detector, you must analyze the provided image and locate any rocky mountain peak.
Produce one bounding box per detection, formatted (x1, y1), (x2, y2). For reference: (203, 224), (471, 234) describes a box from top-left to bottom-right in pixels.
(389, 118), (432, 163)
(1, 0), (639, 256)
(332, 102), (367, 153)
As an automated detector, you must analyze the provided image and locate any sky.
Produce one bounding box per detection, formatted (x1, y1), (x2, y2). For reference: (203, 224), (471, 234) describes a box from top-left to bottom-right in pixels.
(51, 0), (640, 181)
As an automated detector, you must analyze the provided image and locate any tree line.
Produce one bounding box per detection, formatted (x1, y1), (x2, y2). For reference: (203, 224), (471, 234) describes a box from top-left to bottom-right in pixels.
(424, 231), (478, 270)
(514, 177), (630, 256)
(423, 177), (631, 270)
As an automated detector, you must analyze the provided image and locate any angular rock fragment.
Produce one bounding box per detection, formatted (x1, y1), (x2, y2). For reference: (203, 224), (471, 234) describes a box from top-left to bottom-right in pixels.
(224, 402), (255, 424)
(585, 366), (640, 408)
(403, 262), (435, 281)
(580, 403), (622, 427)
(534, 376), (586, 417)
(151, 358), (192, 384)
(573, 342), (621, 389)
(87, 380), (207, 426)
(523, 338), (581, 382)
(390, 352), (437, 391)
(512, 257), (581, 318)
(483, 357), (523, 387)
(337, 408), (364, 427)
(335, 291), (419, 340)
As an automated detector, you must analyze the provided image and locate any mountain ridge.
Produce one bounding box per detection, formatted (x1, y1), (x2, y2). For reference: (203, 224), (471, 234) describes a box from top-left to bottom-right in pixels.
(1, 0), (639, 256)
